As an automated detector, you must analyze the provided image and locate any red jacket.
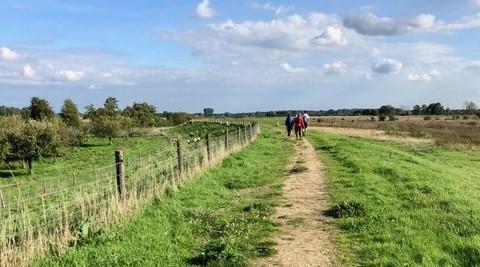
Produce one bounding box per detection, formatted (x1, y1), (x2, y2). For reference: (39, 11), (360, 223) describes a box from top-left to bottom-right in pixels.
(294, 116), (305, 128)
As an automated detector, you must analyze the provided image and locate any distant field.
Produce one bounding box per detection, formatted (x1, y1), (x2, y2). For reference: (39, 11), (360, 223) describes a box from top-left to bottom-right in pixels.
(310, 115), (480, 148)
(308, 130), (480, 266)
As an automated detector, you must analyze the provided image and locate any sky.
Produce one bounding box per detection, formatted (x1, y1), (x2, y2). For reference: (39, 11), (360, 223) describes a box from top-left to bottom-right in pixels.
(1, 0), (480, 113)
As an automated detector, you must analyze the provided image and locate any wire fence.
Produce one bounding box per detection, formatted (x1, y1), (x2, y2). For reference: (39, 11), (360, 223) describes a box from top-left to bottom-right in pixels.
(0, 120), (260, 267)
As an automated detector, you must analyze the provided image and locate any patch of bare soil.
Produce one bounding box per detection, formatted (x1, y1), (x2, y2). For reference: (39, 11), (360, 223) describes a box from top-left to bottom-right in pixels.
(257, 139), (338, 267)
(311, 126), (432, 145)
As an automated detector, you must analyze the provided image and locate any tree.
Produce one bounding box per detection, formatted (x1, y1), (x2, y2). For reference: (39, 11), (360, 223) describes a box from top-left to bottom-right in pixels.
(0, 106), (21, 117)
(123, 102), (157, 127)
(426, 103), (444, 115)
(84, 104), (96, 119)
(29, 97), (54, 121)
(203, 108), (214, 116)
(167, 112), (192, 125)
(379, 105), (395, 116)
(104, 97), (119, 112)
(59, 99), (81, 127)
(412, 105), (422, 115)
(0, 129), (9, 161)
(464, 101), (478, 115)
(1, 116), (61, 175)
(90, 115), (124, 145)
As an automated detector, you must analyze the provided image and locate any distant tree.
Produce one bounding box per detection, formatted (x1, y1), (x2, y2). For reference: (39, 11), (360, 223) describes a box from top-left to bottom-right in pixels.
(84, 104), (96, 119)
(378, 105), (395, 116)
(421, 104), (428, 115)
(90, 115), (124, 145)
(412, 105), (422, 115)
(59, 99), (81, 127)
(464, 101), (478, 114)
(167, 112), (192, 125)
(203, 108), (214, 116)
(426, 103), (444, 115)
(104, 97), (119, 112)
(123, 102), (157, 127)
(0, 106), (21, 117)
(29, 97), (54, 121)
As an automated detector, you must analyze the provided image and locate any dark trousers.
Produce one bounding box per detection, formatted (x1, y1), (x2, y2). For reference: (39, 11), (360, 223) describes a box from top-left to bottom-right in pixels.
(295, 127), (302, 139)
(287, 127), (293, 136)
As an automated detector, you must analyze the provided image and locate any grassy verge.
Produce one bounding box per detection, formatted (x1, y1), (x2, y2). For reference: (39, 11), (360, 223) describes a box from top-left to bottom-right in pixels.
(32, 125), (292, 266)
(308, 130), (480, 266)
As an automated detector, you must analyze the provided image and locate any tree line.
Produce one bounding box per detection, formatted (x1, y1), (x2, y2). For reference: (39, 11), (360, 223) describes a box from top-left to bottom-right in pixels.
(0, 97), (192, 175)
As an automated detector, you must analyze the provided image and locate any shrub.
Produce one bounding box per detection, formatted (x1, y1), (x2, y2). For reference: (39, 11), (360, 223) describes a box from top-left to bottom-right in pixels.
(90, 115), (129, 144)
(388, 115), (397, 121)
(379, 115), (386, 122)
(329, 201), (367, 218)
(424, 116), (432, 121)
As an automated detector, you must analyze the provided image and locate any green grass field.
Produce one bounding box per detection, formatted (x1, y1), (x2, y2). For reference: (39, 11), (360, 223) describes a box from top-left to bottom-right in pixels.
(308, 131), (480, 267)
(32, 125), (293, 266)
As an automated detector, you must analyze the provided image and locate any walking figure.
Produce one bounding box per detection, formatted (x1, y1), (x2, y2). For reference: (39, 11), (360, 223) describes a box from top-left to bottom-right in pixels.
(285, 114), (294, 136)
(294, 113), (305, 140)
(303, 111), (310, 136)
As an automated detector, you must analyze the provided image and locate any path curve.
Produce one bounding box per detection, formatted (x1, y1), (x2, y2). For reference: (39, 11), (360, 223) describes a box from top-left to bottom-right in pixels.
(258, 138), (338, 267)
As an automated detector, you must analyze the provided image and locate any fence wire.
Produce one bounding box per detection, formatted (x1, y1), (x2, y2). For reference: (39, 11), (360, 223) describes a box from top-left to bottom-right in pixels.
(0, 120), (260, 267)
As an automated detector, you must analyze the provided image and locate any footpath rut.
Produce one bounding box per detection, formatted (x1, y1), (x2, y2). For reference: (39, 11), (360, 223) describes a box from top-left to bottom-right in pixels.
(258, 138), (338, 267)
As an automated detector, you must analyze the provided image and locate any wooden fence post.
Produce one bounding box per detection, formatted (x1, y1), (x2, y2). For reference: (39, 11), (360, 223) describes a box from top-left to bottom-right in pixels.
(244, 125), (248, 143)
(237, 127), (241, 145)
(176, 140), (183, 177)
(224, 129), (229, 151)
(0, 189), (4, 209)
(115, 150), (126, 201)
(206, 134), (211, 161)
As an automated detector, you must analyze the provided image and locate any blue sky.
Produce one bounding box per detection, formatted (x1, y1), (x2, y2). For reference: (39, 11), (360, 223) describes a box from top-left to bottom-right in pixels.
(1, 0), (480, 112)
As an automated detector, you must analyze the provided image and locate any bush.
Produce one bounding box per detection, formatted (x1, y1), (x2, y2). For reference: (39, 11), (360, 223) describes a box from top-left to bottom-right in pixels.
(378, 115), (386, 122)
(388, 115), (397, 121)
(90, 115), (130, 144)
(424, 116), (432, 121)
(58, 123), (86, 147)
(329, 201), (367, 218)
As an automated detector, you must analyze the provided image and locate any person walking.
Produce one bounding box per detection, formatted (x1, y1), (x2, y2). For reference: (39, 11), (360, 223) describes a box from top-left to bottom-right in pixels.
(294, 113), (305, 140)
(303, 111), (310, 136)
(285, 114), (294, 136)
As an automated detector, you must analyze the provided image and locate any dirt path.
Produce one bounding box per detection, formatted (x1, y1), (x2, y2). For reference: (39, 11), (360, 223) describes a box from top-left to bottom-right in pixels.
(257, 138), (338, 267)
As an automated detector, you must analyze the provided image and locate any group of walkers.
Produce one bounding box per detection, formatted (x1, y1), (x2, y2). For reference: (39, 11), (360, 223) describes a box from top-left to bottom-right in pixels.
(285, 112), (310, 140)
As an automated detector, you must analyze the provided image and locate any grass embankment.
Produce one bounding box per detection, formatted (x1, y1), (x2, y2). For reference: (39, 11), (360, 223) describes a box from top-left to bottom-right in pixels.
(32, 125), (292, 266)
(308, 131), (480, 266)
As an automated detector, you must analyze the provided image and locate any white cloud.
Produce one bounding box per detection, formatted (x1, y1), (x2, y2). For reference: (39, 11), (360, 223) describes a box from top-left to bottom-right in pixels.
(323, 61), (346, 75)
(408, 14), (437, 29)
(366, 73), (374, 80)
(88, 84), (102, 90)
(472, 0), (480, 6)
(343, 13), (408, 36)
(58, 70), (85, 81)
(344, 12), (480, 36)
(23, 64), (35, 78)
(231, 61), (240, 66)
(407, 70), (440, 81)
(207, 13), (346, 51)
(196, 0), (215, 18)
(248, 1), (292, 16)
(1, 47), (19, 61)
(311, 26), (347, 46)
(372, 58), (403, 74)
(281, 63), (306, 73)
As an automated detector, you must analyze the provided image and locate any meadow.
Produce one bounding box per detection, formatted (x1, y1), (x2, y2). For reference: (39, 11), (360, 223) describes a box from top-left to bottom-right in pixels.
(311, 115), (480, 147)
(308, 129), (480, 266)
